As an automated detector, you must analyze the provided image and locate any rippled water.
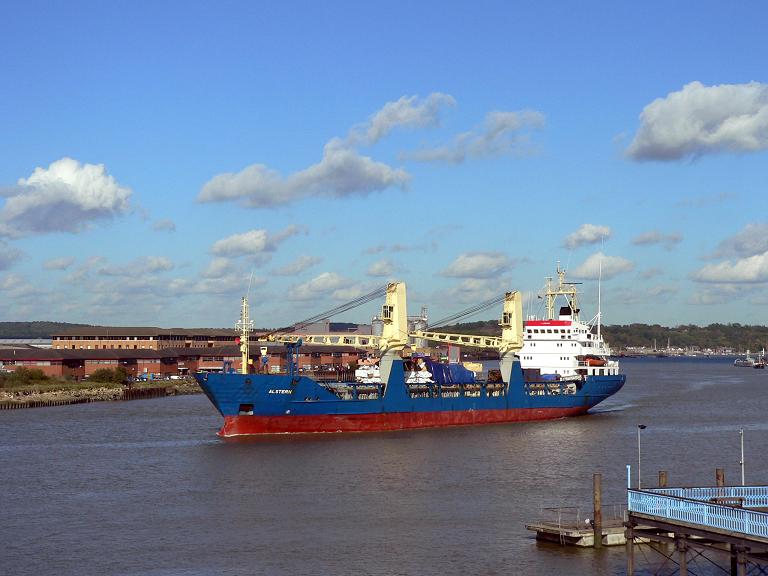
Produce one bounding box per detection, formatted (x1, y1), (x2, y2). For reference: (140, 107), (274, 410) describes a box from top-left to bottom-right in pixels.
(2, 357), (767, 575)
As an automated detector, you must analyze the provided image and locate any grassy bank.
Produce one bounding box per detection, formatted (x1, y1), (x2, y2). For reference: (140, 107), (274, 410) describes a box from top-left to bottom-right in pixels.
(0, 367), (201, 406)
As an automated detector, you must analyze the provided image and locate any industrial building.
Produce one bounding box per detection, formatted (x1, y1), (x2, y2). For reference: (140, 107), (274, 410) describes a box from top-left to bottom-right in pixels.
(0, 344), (369, 380)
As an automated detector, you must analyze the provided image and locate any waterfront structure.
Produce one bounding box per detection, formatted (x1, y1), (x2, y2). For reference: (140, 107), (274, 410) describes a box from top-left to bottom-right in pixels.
(51, 327), (243, 350)
(0, 345), (368, 380)
(626, 478), (768, 575)
(51, 323), (373, 351)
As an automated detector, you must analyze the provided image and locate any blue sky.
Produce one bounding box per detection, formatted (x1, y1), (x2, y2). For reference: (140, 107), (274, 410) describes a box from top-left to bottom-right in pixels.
(1, 1), (767, 329)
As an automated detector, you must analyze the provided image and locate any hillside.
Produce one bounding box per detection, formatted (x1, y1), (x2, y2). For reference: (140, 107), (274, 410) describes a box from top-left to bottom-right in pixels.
(0, 322), (98, 339)
(438, 320), (768, 352)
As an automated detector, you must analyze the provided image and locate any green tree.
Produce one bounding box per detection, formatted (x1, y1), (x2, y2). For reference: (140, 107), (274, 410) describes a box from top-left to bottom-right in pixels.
(89, 367), (129, 384)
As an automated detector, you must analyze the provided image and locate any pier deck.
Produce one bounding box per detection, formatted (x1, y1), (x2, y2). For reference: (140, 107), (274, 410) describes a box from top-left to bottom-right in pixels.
(626, 486), (768, 575)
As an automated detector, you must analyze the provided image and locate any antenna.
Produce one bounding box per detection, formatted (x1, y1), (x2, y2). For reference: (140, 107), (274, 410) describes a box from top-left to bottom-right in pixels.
(597, 248), (603, 342)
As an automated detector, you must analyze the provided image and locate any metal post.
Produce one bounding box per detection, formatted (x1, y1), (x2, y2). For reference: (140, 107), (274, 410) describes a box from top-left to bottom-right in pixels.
(659, 470), (668, 488)
(740, 429), (745, 486)
(593, 473), (602, 549)
(637, 424), (646, 489)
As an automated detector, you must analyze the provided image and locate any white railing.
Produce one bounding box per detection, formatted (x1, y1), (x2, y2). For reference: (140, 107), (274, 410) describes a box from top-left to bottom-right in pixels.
(649, 486), (768, 508)
(628, 487), (768, 540)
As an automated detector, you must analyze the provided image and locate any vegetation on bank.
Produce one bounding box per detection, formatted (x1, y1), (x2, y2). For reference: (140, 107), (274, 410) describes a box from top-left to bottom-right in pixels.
(0, 367), (121, 392)
(440, 321), (768, 352)
(0, 321), (98, 339)
(0, 367), (197, 395)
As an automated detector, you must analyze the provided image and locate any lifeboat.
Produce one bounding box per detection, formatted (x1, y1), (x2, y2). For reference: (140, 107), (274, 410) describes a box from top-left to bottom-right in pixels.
(585, 356), (607, 367)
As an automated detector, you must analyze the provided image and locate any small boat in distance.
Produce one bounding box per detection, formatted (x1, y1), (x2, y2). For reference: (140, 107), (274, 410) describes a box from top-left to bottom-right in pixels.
(734, 350), (756, 368)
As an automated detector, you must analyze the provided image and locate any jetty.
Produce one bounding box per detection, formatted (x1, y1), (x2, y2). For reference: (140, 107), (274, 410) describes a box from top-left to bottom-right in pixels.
(627, 483), (768, 575)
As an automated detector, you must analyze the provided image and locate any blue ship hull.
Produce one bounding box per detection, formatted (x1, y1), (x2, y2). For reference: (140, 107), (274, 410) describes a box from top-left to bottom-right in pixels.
(195, 358), (625, 436)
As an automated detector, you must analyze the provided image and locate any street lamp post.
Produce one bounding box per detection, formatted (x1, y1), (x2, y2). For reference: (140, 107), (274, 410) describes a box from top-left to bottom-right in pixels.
(637, 424), (647, 489)
(740, 429), (745, 486)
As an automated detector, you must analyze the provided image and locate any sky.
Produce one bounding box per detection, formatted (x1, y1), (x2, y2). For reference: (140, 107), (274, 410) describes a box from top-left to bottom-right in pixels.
(1, 0), (767, 329)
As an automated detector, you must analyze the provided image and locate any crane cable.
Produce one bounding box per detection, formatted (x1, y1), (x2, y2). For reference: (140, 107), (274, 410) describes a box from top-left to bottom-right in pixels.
(262, 283), (390, 339)
(426, 293), (507, 330)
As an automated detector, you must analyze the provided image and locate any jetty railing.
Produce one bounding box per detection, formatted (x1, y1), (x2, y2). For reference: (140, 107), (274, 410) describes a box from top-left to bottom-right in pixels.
(628, 486), (768, 540)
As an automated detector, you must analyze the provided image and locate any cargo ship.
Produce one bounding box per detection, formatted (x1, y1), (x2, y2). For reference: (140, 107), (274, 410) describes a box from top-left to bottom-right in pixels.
(195, 276), (625, 436)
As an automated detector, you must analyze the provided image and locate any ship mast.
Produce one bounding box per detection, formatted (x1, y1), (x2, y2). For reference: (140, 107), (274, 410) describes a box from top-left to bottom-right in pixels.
(236, 296), (253, 375)
(545, 263), (580, 321)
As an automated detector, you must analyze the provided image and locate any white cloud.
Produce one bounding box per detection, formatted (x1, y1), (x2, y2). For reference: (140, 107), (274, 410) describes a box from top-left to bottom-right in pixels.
(0, 242), (21, 270)
(64, 255), (105, 285)
(201, 257), (235, 279)
(44, 256), (75, 270)
(367, 259), (396, 277)
(563, 224), (612, 249)
(639, 267), (663, 280)
(440, 278), (503, 306)
(570, 252), (634, 280)
(691, 252), (768, 283)
(0, 157), (131, 237)
(441, 252), (515, 279)
(152, 219), (176, 232)
(675, 191), (736, 208)
(211, 226), (299, 258)
(287, 272), (351, 300)
(627, 81), (768, 161)
(364, 243), (423, 255)
(349, 93), (456, 145)
(273, 255), (322, 276)
(404, 109), (545, 163)
(98, 256), (175, 277)
(688, 284), (749, 306)
(631, 230), (682, 250)
(199, 140), (409, 208)
(710, 223), (768, 258)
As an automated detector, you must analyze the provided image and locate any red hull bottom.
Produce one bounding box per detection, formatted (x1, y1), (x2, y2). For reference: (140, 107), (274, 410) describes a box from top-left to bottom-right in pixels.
(218, 407), (589, 436)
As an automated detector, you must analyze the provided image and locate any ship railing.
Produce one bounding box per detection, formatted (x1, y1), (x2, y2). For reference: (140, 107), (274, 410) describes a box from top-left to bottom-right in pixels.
(628, 487), (768, 539)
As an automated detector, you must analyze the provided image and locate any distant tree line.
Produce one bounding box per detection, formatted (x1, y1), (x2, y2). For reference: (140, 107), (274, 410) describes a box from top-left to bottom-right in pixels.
(438, 320), (768, 352)
(3, 320), (767, 353)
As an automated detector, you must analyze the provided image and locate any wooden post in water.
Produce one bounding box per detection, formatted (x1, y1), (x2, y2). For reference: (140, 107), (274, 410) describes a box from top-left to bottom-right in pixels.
(678, 537), (688, 576)
(659, 470), (668, 488)
(593, 473), (602, 549)
(626, 523), (635, 576)
(716, 468), (725, 487)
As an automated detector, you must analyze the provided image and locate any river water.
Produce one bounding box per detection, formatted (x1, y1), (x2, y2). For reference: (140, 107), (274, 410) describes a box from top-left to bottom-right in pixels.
(2, 357), (767, 576)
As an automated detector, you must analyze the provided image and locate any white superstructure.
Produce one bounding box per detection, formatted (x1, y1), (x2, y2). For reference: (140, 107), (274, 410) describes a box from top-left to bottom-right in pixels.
(519, 266), (621, 379)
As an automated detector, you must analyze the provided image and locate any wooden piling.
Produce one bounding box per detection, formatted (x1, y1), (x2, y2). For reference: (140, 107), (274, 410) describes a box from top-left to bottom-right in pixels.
(626, 523), (635, 575)
(593, 473), (602, 549)
(658, 470), (668, 488)
(716, 468), (725, 487)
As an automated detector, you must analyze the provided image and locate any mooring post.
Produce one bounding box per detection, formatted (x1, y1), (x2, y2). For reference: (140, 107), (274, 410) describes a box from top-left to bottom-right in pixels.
(716, 468), (725, 488)
(593, 473), (602, 549)
(626, 523), (635, 576)
(678, 537), (688, 576)
(659, 470), (668, 488)
(737, 547), (747, 576)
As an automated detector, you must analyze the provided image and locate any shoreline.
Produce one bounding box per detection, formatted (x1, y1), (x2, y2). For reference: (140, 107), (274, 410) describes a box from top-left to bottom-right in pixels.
(0, 379), (202, 409)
